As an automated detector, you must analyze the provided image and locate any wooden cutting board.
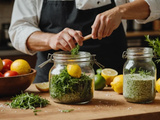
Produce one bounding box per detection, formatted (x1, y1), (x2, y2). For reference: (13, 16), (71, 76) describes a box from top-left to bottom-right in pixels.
(1, 84), (160, 120)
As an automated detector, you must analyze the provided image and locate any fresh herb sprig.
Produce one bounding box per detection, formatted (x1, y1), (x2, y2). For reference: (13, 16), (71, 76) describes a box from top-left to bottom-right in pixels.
(130, 68), (136, 74)
(71, 44), (80, 55)
(130, 67), (151, 77)
(6, 92), (50, 115)
(145, 35), (160, 62)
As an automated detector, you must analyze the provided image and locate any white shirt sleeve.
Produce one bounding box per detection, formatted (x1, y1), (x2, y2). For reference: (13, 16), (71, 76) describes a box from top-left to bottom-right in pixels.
(136, 0), (160, 24)
(9, 0), (42, 55)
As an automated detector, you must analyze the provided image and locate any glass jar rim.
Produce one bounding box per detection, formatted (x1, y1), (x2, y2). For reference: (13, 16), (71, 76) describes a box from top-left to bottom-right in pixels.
(123, 47), (154, 58)
(53, 51), (96, 62)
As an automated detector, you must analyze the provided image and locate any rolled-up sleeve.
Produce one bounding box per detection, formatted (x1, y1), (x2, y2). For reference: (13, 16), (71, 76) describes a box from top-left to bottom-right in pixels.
(136, 0), (160, 24)
(9, 0), (41, 55)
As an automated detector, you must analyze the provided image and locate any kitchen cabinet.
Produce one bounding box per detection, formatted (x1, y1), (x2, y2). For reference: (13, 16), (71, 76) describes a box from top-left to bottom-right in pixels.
(126, 20), (160, 47)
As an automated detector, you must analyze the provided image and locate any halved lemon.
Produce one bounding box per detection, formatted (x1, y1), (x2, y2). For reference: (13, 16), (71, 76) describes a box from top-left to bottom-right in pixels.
(35, 82), (49, 92)
(101, 68), (118, 85)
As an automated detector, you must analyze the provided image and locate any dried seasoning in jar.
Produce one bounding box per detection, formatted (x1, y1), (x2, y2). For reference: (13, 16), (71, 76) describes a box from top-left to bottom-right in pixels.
(122, 47), (156, 103)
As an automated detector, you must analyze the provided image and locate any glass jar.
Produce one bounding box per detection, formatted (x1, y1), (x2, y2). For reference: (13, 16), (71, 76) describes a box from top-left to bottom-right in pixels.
(49, 51), (95, 104)
(122, 47), (156, 103)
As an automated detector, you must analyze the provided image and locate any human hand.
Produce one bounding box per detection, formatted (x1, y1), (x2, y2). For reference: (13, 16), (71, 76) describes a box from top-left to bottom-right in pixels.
(48, 28), (83, 51)
(91, 7), (122, 40)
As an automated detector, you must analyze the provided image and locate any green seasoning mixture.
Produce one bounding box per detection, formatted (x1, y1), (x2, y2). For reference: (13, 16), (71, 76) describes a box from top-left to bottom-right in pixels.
(6, 92), (50, 115)
(123, 74), (155, 103)
(50, 67), (93, 104)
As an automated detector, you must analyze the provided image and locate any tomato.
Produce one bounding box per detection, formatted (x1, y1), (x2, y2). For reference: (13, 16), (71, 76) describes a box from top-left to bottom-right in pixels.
(0, 72), (3, 77)
(3, 70), (18, 77)
(2, 59), (13, 71)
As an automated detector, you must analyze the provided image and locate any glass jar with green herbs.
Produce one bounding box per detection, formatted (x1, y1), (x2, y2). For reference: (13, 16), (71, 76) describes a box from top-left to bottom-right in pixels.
(49, 51), (95, 104)
(122, 47), (156, 103)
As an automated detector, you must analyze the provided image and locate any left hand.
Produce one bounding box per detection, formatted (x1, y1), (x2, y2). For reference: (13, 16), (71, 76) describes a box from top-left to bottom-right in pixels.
(91, 7), (123, 40)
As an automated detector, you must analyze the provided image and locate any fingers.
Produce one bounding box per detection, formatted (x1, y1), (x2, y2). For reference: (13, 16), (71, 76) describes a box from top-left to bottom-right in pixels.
(49, 28), (83, 51)
(92, 14), (112, 40)
(91, 8), (122, 40)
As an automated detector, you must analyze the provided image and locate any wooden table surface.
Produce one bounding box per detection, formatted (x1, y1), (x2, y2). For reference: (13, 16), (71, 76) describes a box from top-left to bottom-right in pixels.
(1, 84), (160, 120)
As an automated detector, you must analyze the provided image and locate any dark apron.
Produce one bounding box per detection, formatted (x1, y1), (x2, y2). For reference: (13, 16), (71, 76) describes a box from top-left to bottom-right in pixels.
(34, 0), (127, 83)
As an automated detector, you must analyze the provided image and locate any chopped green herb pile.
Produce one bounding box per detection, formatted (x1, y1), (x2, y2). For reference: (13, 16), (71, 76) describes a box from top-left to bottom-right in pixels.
(145, 35), (160, 62)
(6, 92), (50, 115)
(50, 67), (93, 104)
(71, 44), (80, 55)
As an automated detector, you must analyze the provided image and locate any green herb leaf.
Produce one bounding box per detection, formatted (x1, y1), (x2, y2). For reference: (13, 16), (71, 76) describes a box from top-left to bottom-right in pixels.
(130, 68), (136, 74)
(60, 109), (74, 113)
(71, 44), (80, 55)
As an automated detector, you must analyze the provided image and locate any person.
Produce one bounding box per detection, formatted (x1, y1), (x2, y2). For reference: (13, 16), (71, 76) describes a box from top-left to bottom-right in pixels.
(9, 0), (160, 83)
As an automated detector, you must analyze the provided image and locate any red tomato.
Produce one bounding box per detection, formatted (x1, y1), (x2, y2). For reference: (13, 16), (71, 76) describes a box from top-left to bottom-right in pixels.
(3, 70), (18, 77)
(0, 72), (3, 77)
(2, 59), (13, 71)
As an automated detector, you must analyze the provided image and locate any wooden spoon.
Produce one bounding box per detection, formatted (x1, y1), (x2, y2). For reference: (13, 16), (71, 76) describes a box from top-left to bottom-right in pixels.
(83, 34), (92, 41)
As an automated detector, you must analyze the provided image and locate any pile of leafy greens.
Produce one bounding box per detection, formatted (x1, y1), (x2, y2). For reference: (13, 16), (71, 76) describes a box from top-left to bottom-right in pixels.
(6, 92), (50, 115)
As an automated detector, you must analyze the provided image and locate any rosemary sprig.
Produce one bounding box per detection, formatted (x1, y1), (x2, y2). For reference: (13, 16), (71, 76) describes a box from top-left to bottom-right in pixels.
(145, 35), (160, 63)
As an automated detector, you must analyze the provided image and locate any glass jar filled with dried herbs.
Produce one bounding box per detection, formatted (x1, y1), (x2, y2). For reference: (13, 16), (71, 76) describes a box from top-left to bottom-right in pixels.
(122, 47), (156, 103)
(48, 50), (95, 104)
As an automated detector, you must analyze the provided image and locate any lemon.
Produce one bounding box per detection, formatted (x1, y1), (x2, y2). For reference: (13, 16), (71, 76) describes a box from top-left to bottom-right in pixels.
(10, 59), (31, 75)
(35, 82), (49, 92)
(101, 68), (118, 85)
(156, 78), (160, 93)
(67, 64), (81, 78)
(0, 58), (3, 71)
(111, 74), (123, 94)
(94, 74), (106, 90)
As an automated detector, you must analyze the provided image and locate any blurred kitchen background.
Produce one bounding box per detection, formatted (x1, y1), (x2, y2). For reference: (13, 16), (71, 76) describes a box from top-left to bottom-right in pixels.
(0, 0), (36, 68)
(0, 0), (160, 68)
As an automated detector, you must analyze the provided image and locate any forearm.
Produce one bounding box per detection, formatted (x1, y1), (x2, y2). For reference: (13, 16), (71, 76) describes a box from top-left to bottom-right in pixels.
(26, 28), (83, 52)
(118, 0), (150, 20)
(26, 31), (53, 51)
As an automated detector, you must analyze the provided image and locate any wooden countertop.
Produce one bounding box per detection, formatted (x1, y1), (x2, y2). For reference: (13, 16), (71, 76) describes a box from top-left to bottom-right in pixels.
(1, 84), (160, 120)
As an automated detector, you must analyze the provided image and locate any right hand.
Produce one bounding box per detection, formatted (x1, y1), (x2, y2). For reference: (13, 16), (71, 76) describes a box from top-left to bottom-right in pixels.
(48, 28), (83, 51)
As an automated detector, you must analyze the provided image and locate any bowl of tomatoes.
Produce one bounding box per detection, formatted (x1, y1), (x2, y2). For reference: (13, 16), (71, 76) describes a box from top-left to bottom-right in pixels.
(0, 58), (36, 96)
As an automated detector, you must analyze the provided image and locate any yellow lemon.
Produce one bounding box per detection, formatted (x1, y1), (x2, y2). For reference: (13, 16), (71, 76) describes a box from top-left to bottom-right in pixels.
(101, 68), (118, 85)
(156, 78), (160, 93)
(35, 82), (49, 92)
(0, 58), (3, 71)
(10, 59), (31, 75)
(67, 64), (81, 78)
(111, 74), (123, 94)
